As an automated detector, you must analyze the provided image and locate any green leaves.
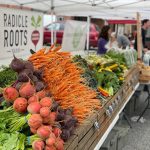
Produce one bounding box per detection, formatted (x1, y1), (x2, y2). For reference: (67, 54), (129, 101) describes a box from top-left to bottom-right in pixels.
(0, 132), (26, 150)
(31, 15), (42, 28)
(0, 66), (17, 88)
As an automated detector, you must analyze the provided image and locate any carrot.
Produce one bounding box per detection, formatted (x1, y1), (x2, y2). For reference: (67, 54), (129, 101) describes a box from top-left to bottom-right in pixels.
(29, 46), (102, 123)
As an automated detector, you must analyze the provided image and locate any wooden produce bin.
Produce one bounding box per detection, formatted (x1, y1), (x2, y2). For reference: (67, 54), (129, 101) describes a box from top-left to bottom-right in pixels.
(65, 65), (139, 150)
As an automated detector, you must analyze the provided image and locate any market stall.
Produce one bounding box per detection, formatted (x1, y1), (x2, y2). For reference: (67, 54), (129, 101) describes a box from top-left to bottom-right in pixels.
(0, 45), (140, 150)
(0, 1), (150, 150)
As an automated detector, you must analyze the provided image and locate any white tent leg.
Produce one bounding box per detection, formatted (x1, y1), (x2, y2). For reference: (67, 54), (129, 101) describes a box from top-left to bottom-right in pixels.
(86, 16), (91, 54)
(51, 0), (54, 45)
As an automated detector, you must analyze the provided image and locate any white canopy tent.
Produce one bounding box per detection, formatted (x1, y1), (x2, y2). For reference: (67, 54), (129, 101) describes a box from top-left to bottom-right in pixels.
(0, 0), (148, 49)
(0, 0), (150, 19)
(0, 0), (145, 55)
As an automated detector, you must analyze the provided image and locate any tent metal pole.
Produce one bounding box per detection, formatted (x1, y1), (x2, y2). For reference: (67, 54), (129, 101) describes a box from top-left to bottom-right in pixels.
(86, 16), (91, 54)
(51, 0), (54, 45)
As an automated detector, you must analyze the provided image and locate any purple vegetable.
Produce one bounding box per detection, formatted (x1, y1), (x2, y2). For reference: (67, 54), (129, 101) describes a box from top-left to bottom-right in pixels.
(65, 108), (73, 115)
(15, 82), (23, 91)
(32, 75), (39, 83)
(10, 55), (24, 72)
(51, 101), (59, 111)
(61, 129), (71, 141)
(24, 61), (34, 71)
(56, 113), (65, 121)
(33, 70), (43, 80)
(35, 81), (45, 92)
(18, 72), (28, 82)
(21, 69), (33, 79)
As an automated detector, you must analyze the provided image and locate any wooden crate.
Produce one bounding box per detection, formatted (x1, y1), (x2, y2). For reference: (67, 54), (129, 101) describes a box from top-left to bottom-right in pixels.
(65, 66), (139, 150)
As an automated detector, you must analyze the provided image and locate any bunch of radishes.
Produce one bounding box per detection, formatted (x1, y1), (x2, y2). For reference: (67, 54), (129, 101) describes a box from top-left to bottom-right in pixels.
(3, 80), (64, 149)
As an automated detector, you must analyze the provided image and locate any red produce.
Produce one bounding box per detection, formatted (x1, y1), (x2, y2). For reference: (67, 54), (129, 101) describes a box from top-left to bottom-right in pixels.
(36, 90), (46, 99)
(40, 97), (52, 108)
(46, 137), (56, 147)
(40, 107), (50, 118)
(32, 140), (45, 150)
(28, 114), (43, 129)
(27, 102), (41, 114)
(37, 125), (51, 139)
(13, 97), (27, 113)
(45, 145), (56, 150)
(28, 95), (39, 104)
(3, 87), (19, 102)
(49, 132), (56, 139)
(53, 128), (62, 138)
(55, 138), (64, 150)
(49, 112), (57, 123)
(19, 81), (36, 98)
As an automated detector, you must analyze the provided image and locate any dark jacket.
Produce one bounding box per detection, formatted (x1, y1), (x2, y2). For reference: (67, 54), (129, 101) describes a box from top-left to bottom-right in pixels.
(134, 28), (147, 50)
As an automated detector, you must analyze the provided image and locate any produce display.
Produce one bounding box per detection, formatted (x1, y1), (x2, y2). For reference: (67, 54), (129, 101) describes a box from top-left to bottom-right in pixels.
(0, 45), (137, 150)
(29, 46), (101, 123)
(74, 53), (129, 100)
(0, 55), (78, 150)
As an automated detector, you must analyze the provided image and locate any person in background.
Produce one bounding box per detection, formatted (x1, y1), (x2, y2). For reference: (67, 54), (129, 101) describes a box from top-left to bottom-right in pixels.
(105, 32), (119, 50)
(117, 34), (130, 49)
(134, 19), (150, 52)
(97, 25), (111, 54)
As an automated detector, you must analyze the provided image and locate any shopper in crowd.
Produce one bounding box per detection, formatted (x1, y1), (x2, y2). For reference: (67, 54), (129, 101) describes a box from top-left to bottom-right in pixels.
(134, 19), (150, 52)
(117, 34), (130, 49)
(105, 32), (119, 50)
(97, 25), (111, 54)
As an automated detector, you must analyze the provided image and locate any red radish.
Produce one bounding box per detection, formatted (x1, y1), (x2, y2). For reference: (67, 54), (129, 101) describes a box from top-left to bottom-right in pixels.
(28, 95), (39, 104)
(49, 112), (57, 123)
(30, 127), (37, 134)
(46, 137), (56, 146)
(28, 114), (42, 129)
(55, 138), (64, 150)
(40, 107), (50, 118)
(36, 90), (46, 99)
(19, 81), (36, 98)
(49, 132), (56, 139)
(40, 97), (52, 108)
(53, 128), (62, 138)
(37, 125), (51, 139)
(13, 97), (27, 113)
(3, 87), (19, 102)
(27, 102), (41, 114)
(32, 140), (45, 150)
(45, 145), (56, 150)
(31, 30), (40, 47)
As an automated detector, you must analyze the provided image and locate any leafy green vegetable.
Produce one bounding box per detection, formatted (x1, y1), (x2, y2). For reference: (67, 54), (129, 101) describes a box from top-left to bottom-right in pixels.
(0, 132), (26, 150)
(105, 50), (126, 65)
(73, 55), (97, 89)
(0, 66), (17, 88)
(0, 107), (31, 132)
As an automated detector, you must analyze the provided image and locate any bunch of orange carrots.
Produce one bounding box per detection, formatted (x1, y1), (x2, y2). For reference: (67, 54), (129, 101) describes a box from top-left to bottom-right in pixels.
(29, 45), (102, 123)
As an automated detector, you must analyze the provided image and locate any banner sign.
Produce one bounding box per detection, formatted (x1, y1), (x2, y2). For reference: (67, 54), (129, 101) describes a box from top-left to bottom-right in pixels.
(0, 7), (43, 61)
(62, 20), (87, 51)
